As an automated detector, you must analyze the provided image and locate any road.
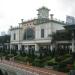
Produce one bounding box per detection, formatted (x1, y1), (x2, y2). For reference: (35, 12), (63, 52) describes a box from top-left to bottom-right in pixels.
(0, 59), (67, 75)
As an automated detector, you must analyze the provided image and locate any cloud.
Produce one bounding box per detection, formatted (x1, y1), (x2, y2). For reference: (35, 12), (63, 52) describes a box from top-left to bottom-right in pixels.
(0, 0), (75, 33)
(59, 0), (75, 16)
(0, 13), (5, 19)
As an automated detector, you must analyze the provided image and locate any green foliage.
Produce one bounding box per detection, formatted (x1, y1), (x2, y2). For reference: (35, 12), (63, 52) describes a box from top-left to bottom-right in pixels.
(0, 47), (73, 73)
(5, 54), (14, 60)
(55, 56), (64, 62)
(73, 61), (75, 70)
(53, 54), (73, 72)
(19, 50), (26, 57)
(0, 53), (4, 57)
(64, 54), (71, 59)
(11, 49), (17, 56)
(0, 69), (4, 75)
(32, 58), (44, 67)
(0, 35), (10, 44)
(14, 55), (33, 64)
(42, 56), (52, 61)
(62, 57), (73, 64)
(55, 54), (72, 63)
(53, 62), (70, 72)
(46, 58), (57, 66)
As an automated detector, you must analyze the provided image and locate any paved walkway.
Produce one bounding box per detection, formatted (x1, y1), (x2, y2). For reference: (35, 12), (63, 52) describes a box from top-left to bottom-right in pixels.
(0, 59), (67, 75)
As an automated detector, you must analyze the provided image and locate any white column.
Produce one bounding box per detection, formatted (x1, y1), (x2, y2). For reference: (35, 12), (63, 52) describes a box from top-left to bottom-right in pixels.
(35, 44), (39, 51)
(10, 44), (13, 55)
(10, 44), (13, 50)
(27, 45), (29, 51)
(72, 31), (75, 52)
(18, 44), (21, 51)
(50, 43), (56, 51)
(25, 45), (29, 51)
(50, 45), (53, 51)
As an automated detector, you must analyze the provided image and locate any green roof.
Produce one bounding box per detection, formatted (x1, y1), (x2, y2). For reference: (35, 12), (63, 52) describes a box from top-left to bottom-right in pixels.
(64, 25), (75, 30)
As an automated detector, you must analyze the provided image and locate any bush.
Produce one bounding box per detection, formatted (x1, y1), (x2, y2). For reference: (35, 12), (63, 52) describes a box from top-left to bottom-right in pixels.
(55, 56), (64, 62)
(64, 54), (71, 59)
(32, 58), (44, 67)
(53, 63), (69, 72)
(15, 55), (27, 62)
(0, 53), (4, 57)
(73, 62), (75, 70)
(46, 58), (57, 66)
(0, 69), (4, 75)
(55, 54), (72, 63)
(42, 56), (52, 61)
(5, 54), (14, 60)
(62, 57), (73, 64)
(14, 55), (33, 64)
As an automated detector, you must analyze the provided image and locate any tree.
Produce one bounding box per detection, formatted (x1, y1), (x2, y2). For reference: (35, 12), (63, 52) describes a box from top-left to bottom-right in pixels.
(49, 30), (72, 56)
(0, 69), (4, 75)
(0, 35), (10, 55)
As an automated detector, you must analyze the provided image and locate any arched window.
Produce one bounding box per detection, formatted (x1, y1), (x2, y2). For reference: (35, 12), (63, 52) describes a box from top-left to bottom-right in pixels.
(23, 28), (35, 40)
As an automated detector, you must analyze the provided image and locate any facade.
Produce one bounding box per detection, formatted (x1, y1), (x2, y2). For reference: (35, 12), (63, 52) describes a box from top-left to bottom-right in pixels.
(10, 6), (66, 52)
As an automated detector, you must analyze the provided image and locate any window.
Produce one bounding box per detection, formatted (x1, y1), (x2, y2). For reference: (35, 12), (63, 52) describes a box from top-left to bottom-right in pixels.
(13, 33), (16, 40)
(41, 29), (44, 38)
(23, 28), (35, 40)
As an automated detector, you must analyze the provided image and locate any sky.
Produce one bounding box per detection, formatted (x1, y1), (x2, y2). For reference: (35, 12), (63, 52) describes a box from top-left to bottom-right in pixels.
(0, 0), (75, 34)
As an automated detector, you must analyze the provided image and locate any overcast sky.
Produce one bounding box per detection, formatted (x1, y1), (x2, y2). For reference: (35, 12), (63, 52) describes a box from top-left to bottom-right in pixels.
(0, 0), (75, 34)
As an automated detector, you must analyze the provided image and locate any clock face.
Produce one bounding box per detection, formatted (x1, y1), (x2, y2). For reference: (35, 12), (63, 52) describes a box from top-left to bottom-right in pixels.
(23, 28), (35, 40)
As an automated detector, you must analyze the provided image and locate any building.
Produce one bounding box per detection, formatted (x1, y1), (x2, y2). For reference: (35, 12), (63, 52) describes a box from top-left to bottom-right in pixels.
(10, 6), (66, 52)
(0, 35), (10, 50)
(1, 31), (6, 36)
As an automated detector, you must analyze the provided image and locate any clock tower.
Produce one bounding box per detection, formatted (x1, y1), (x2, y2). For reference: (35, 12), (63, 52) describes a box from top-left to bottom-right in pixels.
(37, 6), (50, 19)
